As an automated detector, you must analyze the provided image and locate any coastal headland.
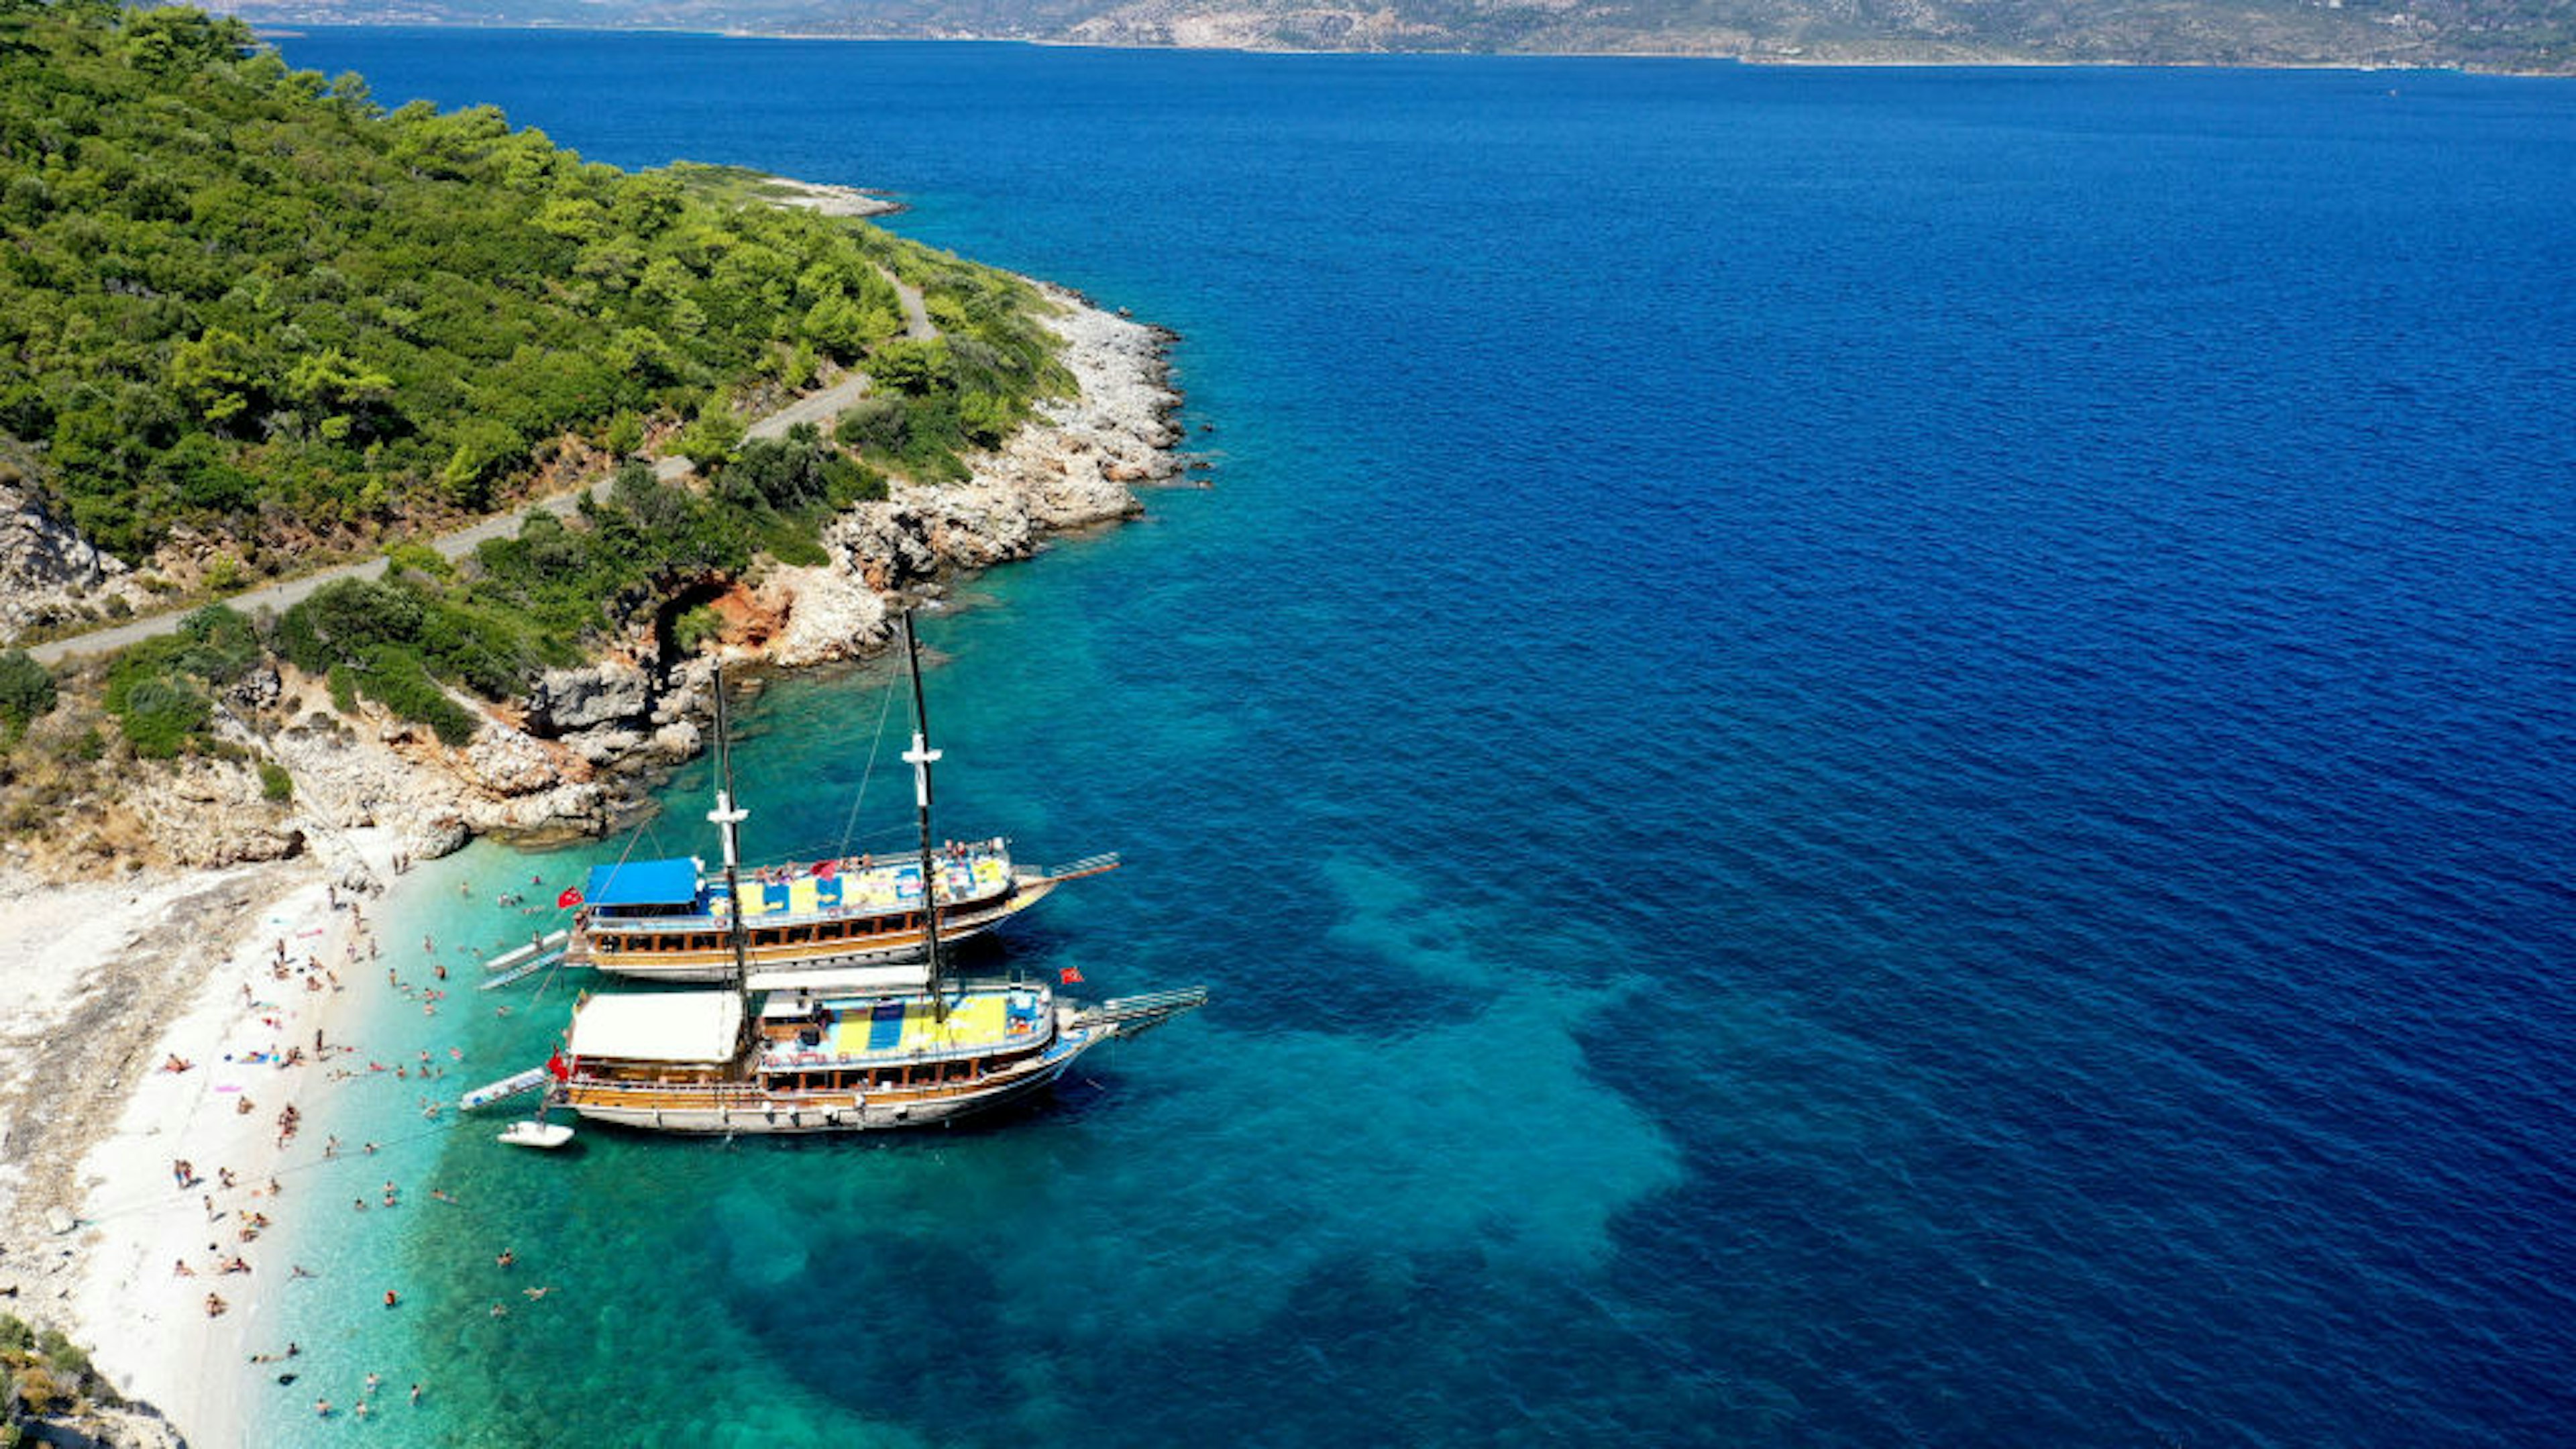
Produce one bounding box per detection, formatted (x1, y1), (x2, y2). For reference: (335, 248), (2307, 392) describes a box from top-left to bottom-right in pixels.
(0, 279), (1187, 1445)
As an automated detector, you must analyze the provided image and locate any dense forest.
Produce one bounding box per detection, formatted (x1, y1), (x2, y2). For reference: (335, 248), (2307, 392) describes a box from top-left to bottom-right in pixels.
(221, 0), (2576, 73)
(0, 0), (1066, 564)
(0, 0), (1090, 844)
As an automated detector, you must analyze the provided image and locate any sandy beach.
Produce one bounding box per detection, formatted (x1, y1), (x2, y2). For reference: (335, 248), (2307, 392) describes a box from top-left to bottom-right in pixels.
(0, 826), (400, 1444)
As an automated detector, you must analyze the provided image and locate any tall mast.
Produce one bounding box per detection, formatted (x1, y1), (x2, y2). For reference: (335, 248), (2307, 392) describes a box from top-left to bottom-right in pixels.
(899, 611), (948, 1022)
(706, 663), (752, 994)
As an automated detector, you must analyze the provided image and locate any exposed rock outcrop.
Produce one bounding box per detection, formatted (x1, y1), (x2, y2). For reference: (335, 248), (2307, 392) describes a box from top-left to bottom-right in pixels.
(258, 694), (618, 850)
(0, 480), (149, 640)
(524, 659), (657, 735)
(117, 756), (305, 868)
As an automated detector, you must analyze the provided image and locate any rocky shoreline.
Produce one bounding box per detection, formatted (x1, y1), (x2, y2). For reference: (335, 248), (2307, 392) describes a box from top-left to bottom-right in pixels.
(101, 285), (1185, 873)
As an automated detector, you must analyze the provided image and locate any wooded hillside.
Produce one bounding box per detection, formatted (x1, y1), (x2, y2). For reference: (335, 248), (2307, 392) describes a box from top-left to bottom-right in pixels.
(0, 0), (1063, 564)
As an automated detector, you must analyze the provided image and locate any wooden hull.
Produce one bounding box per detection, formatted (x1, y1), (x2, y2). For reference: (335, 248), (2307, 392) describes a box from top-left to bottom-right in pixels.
(559, 1028), (1098, 1135)
(575, 877), (1063, 985)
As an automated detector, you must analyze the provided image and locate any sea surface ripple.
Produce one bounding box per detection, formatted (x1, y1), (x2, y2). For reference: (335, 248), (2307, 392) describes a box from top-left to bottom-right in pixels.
(261, 37), (2576, 1448)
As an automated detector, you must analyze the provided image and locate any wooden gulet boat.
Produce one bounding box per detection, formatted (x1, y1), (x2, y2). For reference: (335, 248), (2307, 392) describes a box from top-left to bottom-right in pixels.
(502, 615), (1205, 1138)
(561, 676), (1120, 984)
(564, 844), (1120, 986)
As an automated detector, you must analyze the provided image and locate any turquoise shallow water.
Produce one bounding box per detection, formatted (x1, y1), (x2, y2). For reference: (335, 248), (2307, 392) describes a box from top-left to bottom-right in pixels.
(252, 34), (2576, 1448)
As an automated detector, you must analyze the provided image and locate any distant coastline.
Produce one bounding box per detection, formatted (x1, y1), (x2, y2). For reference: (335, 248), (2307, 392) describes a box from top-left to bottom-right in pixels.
(233, 14), (2575, 78)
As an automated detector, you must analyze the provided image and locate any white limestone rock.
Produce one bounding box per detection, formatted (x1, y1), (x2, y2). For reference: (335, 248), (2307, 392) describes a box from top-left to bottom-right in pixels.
(757, 560), (892, 668)
(463, 724), (564, 798)
(524, 661), (655, 735)
(0, 480), (147, 641)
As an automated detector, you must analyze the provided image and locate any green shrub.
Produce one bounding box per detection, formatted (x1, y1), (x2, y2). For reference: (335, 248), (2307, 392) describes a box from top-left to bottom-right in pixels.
(671, 405), (746, 472)
(957, 390), (1015, 449)
(672, 604), (724, 656)
(354, 647), (478, 745)
(258, 761), (292, 802)
(384, 542), (452, 580)
(98, 608), (257, 757)
(722, 423), (865, 513)
(171, 606), (258, 685)
(0, 651), (56, 733)
(114, 676), (211, 759)
(869, 337), (952, 397)
(34, 1326), (87, 1383)
(276, 577), (423, 676)
(835, 395), (906, 452)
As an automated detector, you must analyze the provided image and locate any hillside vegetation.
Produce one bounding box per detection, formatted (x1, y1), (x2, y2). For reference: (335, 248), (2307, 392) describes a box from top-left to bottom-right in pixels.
(0, 0), (1067, 565)
(221, 0), (2576, 72)
(0, 0), (1098, 865)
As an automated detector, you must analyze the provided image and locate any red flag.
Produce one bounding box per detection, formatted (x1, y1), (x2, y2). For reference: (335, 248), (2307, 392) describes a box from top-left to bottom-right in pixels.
(812, 859), (839, 881)
(555, 887), (582, 909)
(1059, 967), (1084, 985)
(545, 1051), (571, 1082)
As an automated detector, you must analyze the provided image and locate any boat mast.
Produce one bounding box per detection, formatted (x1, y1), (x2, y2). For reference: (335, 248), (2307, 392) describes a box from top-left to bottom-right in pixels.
(899, 610), (949, 1022)
(706, 663), (753, 994)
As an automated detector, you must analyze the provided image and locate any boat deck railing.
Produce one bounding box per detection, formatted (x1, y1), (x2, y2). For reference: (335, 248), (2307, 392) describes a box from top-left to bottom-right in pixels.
(1026, 852), (1122, 882)
(567, 1051), (1059, 1109)
(1081, 986), (1212, 1039)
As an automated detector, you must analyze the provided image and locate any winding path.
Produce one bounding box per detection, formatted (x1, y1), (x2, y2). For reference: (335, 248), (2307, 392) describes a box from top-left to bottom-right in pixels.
(30, 272), (932, 667)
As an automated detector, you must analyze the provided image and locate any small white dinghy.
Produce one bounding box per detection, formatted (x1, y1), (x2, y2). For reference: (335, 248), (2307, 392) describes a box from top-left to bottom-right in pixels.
(498, 1120), (575, 1150)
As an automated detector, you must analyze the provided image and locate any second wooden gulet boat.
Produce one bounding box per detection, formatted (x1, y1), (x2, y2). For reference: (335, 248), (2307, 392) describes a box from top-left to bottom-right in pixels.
(560, 651), (1120, 986)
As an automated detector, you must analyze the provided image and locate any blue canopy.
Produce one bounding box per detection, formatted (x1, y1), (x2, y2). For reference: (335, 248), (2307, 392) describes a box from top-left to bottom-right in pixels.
(583, 857), (700, 908)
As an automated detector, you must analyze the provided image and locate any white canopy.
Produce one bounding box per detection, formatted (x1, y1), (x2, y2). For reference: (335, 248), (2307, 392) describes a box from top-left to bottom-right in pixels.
(747, 964), (932, 999)
(568, 991), (743, 1063)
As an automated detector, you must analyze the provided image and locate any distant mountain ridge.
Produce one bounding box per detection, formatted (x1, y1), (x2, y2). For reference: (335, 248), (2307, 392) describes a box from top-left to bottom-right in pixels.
(221, 0), (2576, 72)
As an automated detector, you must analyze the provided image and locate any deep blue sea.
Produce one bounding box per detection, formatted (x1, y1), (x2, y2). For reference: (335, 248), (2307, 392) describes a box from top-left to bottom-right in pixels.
(250, 34), (2576, 1448)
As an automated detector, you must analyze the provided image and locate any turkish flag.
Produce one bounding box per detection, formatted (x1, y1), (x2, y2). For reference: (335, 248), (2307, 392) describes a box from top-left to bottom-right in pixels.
(812, 859), (839, 880)
(1059, 967), (1084, 985)
(555, 887), (583, 909)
